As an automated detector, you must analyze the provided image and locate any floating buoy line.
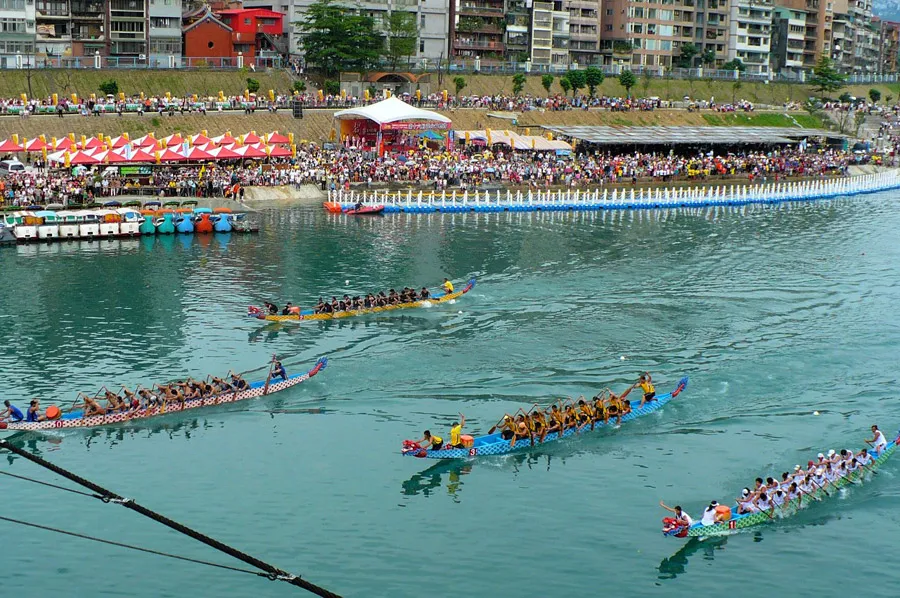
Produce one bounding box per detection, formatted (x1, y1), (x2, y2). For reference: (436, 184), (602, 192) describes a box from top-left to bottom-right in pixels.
(0, 439), (341, 597)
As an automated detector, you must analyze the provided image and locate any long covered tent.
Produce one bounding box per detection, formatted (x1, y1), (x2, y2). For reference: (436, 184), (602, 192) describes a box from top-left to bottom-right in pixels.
(540, 126), (847, 148)
(454, 130), (572, 152)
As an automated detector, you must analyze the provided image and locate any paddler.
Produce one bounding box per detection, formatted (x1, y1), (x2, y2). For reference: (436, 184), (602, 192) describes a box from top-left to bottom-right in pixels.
(441, 278), (453, 294)
(0, 399), (24, 422)
(865, 425), (888, 455)
(659, 501), (693, 527)
(416, 430), (444, 452)
(448, 413), (466, 448)
(26, 399), (47, 422)
(699, 501), (720, 526)
(273, 361), (287, 382)
(638, 373), (656, 408)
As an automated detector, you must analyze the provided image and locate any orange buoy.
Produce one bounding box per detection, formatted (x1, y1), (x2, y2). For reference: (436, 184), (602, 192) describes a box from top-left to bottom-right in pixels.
(45, 405), (61, 420)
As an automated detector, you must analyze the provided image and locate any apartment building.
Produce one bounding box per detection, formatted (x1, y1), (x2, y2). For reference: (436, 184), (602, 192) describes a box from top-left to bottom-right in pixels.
(568, 0), (601, 65)
(149, 0), (184, 65)
(727, 0), (772, 75)
(880, 19), (900, 74)
(0, 0), (35, 68)
(771, 6), (808, 75)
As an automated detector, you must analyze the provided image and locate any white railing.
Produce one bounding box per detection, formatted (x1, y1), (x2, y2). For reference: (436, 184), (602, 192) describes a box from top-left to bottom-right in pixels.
(327, 171), (900, 213)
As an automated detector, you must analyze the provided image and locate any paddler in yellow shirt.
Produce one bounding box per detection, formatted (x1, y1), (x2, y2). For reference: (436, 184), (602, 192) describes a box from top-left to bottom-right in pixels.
(442, 278), (454, 294)
(448, 413), (466, 448)
(638, 373), (656, 407)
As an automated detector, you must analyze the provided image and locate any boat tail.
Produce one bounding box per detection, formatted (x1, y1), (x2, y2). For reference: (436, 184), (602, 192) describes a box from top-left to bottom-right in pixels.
(0, 357), (328, 434)
(667, 433), (899, 539)
(404, 376), (688, 460)
(250, 278), (476, 323)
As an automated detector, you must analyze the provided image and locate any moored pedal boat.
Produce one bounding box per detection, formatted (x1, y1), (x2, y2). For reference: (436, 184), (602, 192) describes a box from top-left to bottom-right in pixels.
(403, 376), (688, 460)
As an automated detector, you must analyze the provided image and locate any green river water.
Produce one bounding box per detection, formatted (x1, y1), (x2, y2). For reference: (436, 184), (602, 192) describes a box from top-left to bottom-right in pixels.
(2, 197), (900, 597)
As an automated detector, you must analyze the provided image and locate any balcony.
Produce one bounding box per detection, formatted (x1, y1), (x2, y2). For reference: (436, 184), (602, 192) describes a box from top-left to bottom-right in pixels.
(458, 2), (505, 17)
(454, 38), (506, 51)
(72, 26), (103, 40)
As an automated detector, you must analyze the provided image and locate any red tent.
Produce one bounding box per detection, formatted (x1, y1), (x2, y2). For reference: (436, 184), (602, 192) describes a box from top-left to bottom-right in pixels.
(53, 138), (75, 151)
(125, 148), (156, 163)
(0, 139), (24, 152)
(232, 144), (267, 159)
(95, 150), (129, 164)
(132, 134), (158, 147)
(208, 146), (240, 160)
(266, 145), (292, 158)
(212, 133), (237, 146)
(158, 148), (187, 162)
(79, 137), (103, 150)
(24, 138), (48, 152)
(164, 134), (185, 147)
(183, 146), (214, 161)
(69, 151), (101, 165)
(191, 134), (213, 146)
(108, 136), (130, 148)
(267, 131), (290, 144)
(242, 132), (262, 144)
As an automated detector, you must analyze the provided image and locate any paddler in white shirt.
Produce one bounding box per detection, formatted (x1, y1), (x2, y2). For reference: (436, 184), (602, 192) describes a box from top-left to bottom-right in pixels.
(659, 501), (694, 528)
(865, 425), (888, 455)
(700, 501), (719, 526)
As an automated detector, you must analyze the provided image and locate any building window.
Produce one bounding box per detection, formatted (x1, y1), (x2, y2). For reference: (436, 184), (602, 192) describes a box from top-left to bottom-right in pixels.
(420, 14), (425, 27)
(419, 40), (425, 52)
(606, 8), (612, 14)
(605, 24), (612, 31)
(0, 18), (26, 33)
(244, 18), (251, 25)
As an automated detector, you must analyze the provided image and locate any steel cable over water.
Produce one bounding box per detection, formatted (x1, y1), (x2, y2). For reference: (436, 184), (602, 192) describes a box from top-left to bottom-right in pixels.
(0, 439), (342, 598)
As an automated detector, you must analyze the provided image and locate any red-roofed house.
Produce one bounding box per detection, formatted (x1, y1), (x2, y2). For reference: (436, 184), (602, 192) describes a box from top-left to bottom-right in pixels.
(216, 8), (286, 63)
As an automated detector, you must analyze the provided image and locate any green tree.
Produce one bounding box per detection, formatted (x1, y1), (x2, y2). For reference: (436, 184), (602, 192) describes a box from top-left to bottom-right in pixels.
(886, 94), (894, 105)
(731, 79), (742, 105)
(512, 73), (527, 96)
(584, 66), (604, 97)
(246, 78), (260, 93)
(677, 43), (699, 68)
(296, 0), (383, 76)
(854, 110), (867, 136)
(809, 56), (847, 98)
(618, 69), (637, 97)
(541, 74), (554, 95)
(566, 69), (586, 96)
(99, 79), (118, 96)
(292, 80), (307, 93)
(869, 88), (881, 103)
(640, 69), (653, 98)
(384, 11), (417, 70)
(700, 48), (716, 66)
(722, 58), (746, 72)
(324, 80), (341, 95)
(839, 91), (853, 103)
(453, 75), (467, 97)
(559, 76), (571, 95)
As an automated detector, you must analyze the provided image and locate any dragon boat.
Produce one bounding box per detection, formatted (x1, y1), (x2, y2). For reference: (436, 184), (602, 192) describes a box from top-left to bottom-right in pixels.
(663, 429), (898, 539)
(248, 278), (476, 323)
(402, 376), (688, 459)
(0, 357), (327, 436)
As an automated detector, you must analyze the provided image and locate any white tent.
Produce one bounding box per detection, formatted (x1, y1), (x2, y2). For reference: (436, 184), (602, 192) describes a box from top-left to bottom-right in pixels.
(333, 97), (451, 126)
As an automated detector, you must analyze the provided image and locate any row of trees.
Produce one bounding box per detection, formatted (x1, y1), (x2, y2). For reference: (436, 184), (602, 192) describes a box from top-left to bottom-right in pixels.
(449, 69), (644, 98)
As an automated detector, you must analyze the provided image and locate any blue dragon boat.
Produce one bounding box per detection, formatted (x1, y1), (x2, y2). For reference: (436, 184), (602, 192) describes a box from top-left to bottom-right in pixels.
(403, 376), (688, 459)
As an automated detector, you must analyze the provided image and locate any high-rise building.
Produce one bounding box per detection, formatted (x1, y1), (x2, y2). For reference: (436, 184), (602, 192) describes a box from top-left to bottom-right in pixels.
(879, 19), (900, 74)
(0, 0), (36, 68)
(149, 0), (184, 66)
(568, 0), (601, 66)
(727, 0), (772, 75)
(772, 6), (810, 75)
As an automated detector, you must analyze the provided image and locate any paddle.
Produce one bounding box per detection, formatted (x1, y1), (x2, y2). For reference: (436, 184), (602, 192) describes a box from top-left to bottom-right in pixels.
(262, 354), (278, 396)
(487, 415), (507, 435)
